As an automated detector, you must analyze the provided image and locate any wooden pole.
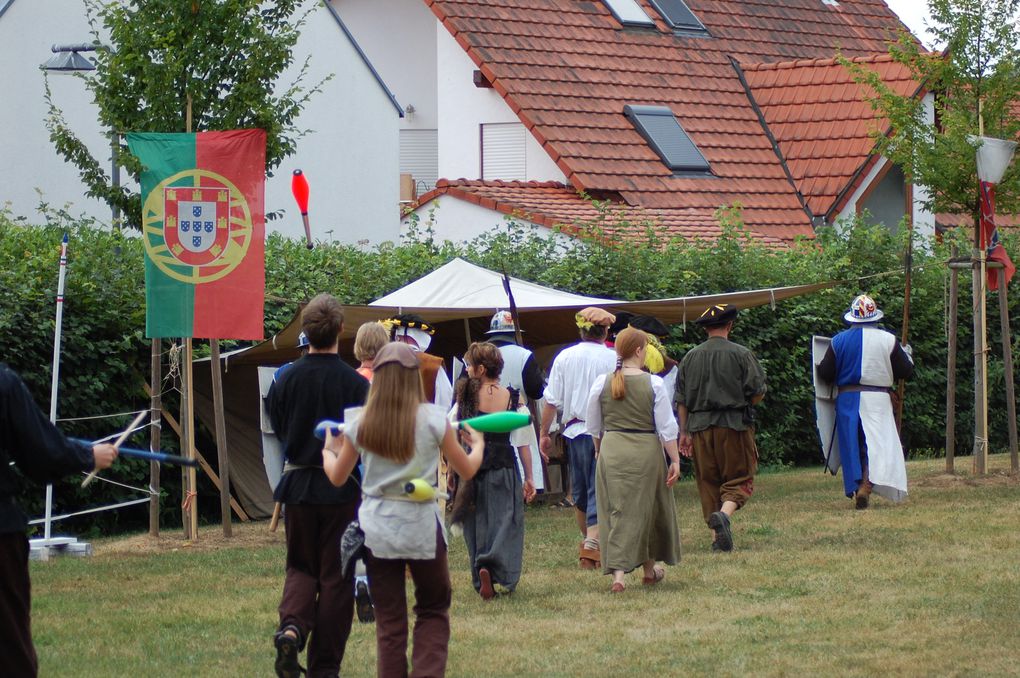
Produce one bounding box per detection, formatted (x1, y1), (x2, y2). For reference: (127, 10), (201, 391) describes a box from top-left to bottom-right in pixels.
(182, 338), (198, 539)
(895, 221), (914, 432)
(181, 94), (199, 540)
(210, 340), (232, 537)
(973, 226), (989, 474)
(946, 258), (959, 474)
(998, 268), (1018, 474)
(973, 111), (989, 474)
(150, 339), (161, 536)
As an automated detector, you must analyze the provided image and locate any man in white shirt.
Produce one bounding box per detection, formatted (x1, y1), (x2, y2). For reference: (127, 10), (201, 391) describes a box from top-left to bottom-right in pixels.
(540, 307), (617, 569)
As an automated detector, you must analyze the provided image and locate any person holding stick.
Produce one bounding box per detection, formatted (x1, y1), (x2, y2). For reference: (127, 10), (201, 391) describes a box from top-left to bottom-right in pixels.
(816, 294), (913, 509)
(485, 311), (546, 493)
(321, 341), (485, 678)
(0, 363), (117, 677)
(268, 294), (369, 678)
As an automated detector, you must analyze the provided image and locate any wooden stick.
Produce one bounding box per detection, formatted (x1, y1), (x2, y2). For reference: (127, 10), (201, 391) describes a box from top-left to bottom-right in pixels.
(182, 338), (198, 540)
(269, 502), (282, 532)
(998, 268), (1018, 474)
(895, 221), (914, 432)
(150, 339), (161, 537)
(82, 409), (148, 487)
(210, 339), (232, 538)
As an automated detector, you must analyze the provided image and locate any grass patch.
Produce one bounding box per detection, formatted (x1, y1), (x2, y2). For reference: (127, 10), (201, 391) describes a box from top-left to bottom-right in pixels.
(32, 455), (1020, 677)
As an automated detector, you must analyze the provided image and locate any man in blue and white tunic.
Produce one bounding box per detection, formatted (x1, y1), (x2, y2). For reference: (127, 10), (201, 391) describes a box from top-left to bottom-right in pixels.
(817, 294), (914, 509)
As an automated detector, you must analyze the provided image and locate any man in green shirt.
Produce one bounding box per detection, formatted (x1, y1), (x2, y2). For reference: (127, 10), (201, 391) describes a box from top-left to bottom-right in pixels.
(676, 304), (766, 552)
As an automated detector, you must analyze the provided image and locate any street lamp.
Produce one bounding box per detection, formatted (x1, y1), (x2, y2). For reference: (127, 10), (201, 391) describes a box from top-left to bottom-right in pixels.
(970, 134), (1017, 472)
(40, 43), (121, 227)
(40, 43), (96, 72)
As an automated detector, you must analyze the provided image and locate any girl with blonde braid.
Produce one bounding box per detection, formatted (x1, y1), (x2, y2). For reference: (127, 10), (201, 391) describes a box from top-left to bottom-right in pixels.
(585, 327), (682, 593)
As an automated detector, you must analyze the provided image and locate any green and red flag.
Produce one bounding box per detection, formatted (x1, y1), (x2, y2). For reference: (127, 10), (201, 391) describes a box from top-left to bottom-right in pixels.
(126, 129), (265, 340)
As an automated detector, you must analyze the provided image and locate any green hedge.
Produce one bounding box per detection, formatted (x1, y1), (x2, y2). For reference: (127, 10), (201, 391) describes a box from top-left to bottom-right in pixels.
(2, 204), (1018, 534)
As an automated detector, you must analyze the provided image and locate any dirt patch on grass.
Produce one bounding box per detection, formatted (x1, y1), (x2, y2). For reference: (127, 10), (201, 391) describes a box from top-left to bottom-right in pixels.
(915, 471), (1019, 489)
(95, 520), (282, 557)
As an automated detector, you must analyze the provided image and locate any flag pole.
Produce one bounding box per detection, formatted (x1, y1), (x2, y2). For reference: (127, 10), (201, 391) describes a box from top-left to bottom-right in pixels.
(182, 92), (199, 541)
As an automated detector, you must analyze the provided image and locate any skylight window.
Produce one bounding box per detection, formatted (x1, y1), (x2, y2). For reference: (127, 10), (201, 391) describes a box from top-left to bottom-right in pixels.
(649, 0), (708, 32)
(603, 0), (655, 27)
(623, 105), (711, 174)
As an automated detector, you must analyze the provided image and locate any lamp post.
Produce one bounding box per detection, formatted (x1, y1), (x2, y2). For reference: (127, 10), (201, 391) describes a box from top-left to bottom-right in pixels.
(970, 135), (1017, 473)
(40, 43), (121, 227)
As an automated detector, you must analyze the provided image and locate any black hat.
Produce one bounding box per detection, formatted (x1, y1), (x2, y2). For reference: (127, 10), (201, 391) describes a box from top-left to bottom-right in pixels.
(381, 313), (436, 335)
(608, 311), (636, 336)
(628, 314), (670, 337)
(695, 303), (738, 327)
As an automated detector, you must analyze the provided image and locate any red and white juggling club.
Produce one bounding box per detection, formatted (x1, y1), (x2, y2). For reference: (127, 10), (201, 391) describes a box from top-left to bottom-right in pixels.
(291, 169), (313, 249)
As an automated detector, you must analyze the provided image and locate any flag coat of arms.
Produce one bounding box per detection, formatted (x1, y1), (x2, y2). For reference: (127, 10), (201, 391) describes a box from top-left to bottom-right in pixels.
(127, 129), (266, 340)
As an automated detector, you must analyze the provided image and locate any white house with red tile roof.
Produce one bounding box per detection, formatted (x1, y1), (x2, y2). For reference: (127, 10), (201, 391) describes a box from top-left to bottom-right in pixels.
(341, 0), (936, 246)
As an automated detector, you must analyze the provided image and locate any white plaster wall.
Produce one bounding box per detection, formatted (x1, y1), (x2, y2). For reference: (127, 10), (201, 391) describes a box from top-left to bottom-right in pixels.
(401, 196), (572, 247)
(911, 93), (936, 240)
(436, 26), (565, 183)
(330, 0), (436, 131)
(0, 0), (401, 244)
(0, 0), (114, 224)
(836, 156), (889, 224)
(267, 0), (400, 244)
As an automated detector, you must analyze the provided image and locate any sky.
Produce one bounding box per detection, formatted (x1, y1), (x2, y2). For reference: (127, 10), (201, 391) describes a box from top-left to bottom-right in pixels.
(883, 0), (936, 47)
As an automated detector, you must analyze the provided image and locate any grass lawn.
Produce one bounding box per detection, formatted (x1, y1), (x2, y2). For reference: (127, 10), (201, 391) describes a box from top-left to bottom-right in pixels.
(31, 455), (1020, 677)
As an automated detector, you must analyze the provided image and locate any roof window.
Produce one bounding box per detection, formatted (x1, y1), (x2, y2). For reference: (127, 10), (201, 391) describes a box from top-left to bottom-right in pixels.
(623, 105), (711, 174)
(603, 0), (655, 27)
(648, 0), (708, 33)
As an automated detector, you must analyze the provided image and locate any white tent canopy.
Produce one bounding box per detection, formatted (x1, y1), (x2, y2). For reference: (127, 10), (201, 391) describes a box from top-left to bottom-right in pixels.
(370, 257), (615, 309)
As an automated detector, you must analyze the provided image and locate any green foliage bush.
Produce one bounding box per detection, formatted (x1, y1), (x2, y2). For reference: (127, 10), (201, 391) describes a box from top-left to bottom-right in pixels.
(3, 203), (1018, 534)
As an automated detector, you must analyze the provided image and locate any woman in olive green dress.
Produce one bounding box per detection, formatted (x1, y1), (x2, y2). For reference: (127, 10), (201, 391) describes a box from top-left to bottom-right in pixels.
(585, 327), (682, 593)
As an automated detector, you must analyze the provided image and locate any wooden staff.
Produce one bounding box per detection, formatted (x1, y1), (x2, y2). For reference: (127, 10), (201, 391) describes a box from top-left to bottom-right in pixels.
(81, 409), (149, 487)
(895, 222), (914, 433)
(269, 502), (282, 532)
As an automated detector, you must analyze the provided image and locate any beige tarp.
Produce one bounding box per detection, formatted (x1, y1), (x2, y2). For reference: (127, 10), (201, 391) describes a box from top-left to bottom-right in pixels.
(194, 258), (840, 518)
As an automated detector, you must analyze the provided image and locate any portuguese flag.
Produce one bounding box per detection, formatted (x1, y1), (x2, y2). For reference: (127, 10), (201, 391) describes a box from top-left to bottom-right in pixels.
(127, 129), (265, 340)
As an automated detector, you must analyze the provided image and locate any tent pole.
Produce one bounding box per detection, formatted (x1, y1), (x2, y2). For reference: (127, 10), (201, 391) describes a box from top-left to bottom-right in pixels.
(210, 340), (232, 537)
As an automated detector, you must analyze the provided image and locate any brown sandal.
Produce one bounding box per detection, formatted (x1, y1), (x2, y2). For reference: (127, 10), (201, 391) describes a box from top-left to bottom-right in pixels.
(610, 581), (625, 593)
(578, 539), (601, 570)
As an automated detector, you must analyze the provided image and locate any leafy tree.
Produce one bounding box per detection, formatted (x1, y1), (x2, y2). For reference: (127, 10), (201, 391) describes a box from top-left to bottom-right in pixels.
(845, 0), (1020, 221)
(44, 0), (327, 229)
